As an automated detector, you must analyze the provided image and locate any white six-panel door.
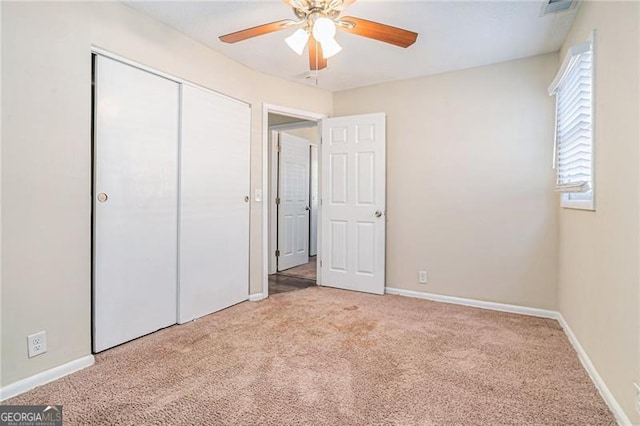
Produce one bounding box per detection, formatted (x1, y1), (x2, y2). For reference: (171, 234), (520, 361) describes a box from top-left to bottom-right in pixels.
(309, 145), (319, 257)
(93, 56), (179, 352)
(277, 132), (311, 271)
(178, 85), (250, 323)
(321, 113), (386, 295)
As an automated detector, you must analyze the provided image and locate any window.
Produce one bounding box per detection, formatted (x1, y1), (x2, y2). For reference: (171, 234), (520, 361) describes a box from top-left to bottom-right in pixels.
(549, 34), (595, 210)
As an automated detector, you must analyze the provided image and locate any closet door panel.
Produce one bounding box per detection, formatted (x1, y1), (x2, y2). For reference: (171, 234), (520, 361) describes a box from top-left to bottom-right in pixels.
(93, 56), (179, 352)
(179, 85), (250, 323)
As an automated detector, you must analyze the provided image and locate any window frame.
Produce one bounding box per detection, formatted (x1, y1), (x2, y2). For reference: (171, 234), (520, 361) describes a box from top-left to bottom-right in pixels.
(550, 31), (596, 211)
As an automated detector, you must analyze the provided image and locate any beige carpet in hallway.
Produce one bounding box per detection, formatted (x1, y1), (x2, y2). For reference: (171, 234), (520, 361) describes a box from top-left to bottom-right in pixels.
(6, 287), (614, 425)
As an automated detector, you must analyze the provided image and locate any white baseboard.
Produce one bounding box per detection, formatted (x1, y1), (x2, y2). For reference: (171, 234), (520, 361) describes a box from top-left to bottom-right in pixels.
(0, 355), (94, 402)
(384, 287), (558, 319)
(249, 293), (266, 302)
(557, 314), (631, 426)
(384, 286), (631, 425)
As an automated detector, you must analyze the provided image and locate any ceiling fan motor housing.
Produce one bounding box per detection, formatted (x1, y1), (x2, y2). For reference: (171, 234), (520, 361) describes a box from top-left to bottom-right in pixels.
(292, 0), (343, 20)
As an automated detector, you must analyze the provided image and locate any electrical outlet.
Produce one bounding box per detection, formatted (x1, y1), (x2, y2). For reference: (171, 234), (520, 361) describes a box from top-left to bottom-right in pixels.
(634, 382), (640, 414)
(27, 331), (47, 358)
(418, 270), (428, 284)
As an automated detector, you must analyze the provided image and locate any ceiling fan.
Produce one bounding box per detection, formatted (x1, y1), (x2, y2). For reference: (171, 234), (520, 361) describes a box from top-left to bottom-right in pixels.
(219, 0), (418, 71)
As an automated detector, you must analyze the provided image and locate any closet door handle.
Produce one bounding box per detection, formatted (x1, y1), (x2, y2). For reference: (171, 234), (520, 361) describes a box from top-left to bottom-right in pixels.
(244, 196), (249, 203)
(97, 193), (108, 203)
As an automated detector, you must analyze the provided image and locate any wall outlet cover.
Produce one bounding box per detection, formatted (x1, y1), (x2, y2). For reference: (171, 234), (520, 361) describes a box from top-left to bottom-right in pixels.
(27, 331), (47, 358)
(418, 270), (428, 284)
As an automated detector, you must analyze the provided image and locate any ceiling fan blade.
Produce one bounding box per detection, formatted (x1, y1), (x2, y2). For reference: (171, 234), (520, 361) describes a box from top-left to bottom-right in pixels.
(309, 35), (327, 71)
(338, 16), (418, 48)
(219, 20), (296, 44)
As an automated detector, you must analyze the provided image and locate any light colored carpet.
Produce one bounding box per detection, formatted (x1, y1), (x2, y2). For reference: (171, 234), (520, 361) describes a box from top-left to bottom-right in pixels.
(6, 287), (614, 425)
(278, 256), (317, 281)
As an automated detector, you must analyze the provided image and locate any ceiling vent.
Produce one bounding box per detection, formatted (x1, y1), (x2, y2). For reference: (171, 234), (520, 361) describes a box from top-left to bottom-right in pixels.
(540, 0), (579, 16)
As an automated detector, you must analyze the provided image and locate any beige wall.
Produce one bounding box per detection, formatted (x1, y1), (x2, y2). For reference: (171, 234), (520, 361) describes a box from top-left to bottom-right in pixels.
(280, 126), (320, 146)
(1, 2), (331, 387)
(557, 2), (640, 423)
(334, 54), (559, 310)
(268, 113), (314, 127)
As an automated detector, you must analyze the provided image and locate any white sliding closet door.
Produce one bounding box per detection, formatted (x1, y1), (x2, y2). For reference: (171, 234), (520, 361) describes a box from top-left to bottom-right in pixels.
(179, 85), (250, 323)
(93, 56), (179, 352)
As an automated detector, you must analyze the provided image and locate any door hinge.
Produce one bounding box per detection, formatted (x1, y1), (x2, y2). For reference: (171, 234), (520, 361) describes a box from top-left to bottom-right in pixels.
(320, 198), (323, 206)
(320, 260), (322, 267)
(276, 144), (281, 153)
(275, 197), (281, 205)
(275, 250), (280, 257)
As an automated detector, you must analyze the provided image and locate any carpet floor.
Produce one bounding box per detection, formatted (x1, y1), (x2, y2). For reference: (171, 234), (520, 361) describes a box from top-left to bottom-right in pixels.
(6, 287), (614, 425)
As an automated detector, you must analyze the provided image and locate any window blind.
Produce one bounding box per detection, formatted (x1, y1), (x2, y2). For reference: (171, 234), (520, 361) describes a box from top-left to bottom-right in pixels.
(549, 41), (593, 201)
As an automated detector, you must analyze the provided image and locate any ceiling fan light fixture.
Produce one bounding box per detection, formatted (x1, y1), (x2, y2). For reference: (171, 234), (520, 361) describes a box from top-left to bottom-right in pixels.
(320, 37), (342, 59)
(218, 1), (419, 73)
(285, 28), (309, 55)
(312, 16), (336, 43)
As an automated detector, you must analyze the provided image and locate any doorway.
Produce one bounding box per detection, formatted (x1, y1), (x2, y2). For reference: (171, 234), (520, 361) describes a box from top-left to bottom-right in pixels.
(262, 106), (387, 299)
(262, 105), (326, 297)
(269, 115), (319, 294)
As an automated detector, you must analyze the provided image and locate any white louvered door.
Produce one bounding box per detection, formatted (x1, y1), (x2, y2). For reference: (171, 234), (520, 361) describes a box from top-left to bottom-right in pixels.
(320, 113), (386, 295)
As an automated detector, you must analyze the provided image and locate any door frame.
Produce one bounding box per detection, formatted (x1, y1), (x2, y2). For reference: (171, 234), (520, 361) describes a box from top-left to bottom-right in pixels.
(261, 104), (326, 299)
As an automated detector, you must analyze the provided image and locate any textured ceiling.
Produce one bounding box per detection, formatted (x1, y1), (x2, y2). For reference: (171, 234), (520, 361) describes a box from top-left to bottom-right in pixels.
(124, 1), (578, 92)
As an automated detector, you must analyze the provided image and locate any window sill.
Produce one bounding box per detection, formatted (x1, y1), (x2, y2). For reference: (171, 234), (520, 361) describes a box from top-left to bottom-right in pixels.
(561, 199), (595, 211)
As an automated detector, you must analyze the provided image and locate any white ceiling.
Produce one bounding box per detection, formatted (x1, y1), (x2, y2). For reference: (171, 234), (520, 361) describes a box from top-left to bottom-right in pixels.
(124, 1), (578, 92)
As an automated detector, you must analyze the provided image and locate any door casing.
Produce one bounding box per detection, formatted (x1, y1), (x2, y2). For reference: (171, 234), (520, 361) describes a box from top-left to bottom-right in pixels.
(262, 105), (326, 299)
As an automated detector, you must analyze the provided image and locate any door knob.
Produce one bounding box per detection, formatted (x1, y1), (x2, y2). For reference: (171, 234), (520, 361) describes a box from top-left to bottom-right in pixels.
(244, 196), (249, 203)
(305, 206), (310, 211)
(97, 193), (108, 203)
(375, 210), (383, 218)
